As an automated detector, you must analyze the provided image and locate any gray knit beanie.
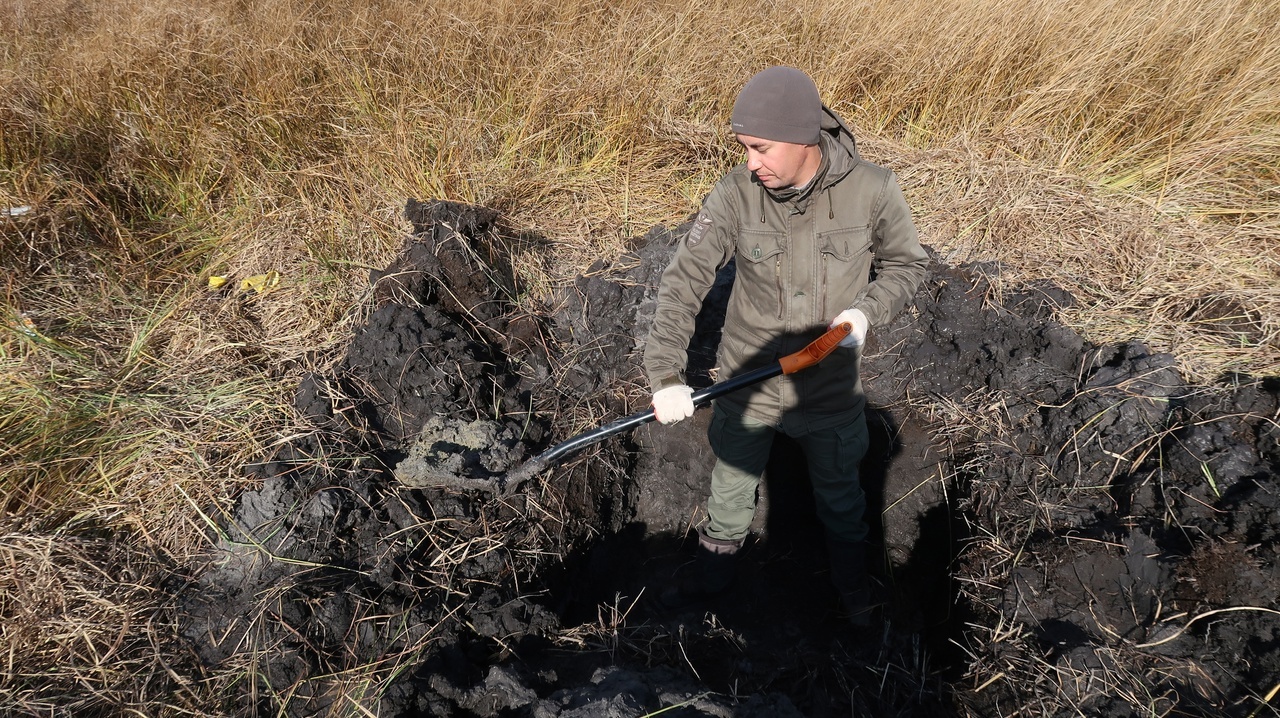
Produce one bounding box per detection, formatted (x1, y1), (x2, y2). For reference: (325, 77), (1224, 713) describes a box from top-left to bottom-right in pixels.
(730, 66), (822, 144)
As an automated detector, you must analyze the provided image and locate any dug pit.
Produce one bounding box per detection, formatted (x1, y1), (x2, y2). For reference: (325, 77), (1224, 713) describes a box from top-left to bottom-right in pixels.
(183, 200), (1279, 717)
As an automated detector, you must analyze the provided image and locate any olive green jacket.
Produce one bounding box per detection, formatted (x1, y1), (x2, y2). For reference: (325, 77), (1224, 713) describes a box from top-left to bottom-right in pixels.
(643, 107), (927, 433)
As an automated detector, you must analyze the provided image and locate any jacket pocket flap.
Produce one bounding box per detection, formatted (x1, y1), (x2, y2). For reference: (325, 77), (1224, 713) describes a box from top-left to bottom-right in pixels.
(738, 230), (785, 264)
(817, 228), (871, 260)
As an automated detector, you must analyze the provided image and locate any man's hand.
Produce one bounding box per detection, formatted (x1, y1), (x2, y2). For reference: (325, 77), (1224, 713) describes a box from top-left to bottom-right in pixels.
(829, 308), (868, 348)
(652, 385), (695, 424)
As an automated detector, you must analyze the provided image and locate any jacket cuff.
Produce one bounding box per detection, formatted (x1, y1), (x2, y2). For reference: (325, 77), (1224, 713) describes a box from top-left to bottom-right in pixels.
(850, 298), (882, 329)
(651, 373), (686, 392)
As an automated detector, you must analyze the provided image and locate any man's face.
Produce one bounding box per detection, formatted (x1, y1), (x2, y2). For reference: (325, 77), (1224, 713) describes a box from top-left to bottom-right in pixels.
(736, 134), (820, 189)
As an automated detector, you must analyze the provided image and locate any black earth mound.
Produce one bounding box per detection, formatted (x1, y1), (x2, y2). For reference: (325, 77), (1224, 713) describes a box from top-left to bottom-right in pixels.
(183, 200), (1279, 717)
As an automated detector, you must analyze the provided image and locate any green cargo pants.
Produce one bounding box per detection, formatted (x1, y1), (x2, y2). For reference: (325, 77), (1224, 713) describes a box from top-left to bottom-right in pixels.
(704, 403), (870, 544)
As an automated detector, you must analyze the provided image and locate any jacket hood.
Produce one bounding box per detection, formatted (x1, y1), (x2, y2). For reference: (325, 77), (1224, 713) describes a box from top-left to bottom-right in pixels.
(817, 104), (861, 189)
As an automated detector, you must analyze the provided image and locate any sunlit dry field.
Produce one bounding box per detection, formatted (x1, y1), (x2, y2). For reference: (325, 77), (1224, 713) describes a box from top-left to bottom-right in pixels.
(2, 0), (1277, 713)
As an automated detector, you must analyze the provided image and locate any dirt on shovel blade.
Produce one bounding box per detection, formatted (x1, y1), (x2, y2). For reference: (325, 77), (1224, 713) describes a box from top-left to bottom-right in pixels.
(182, 199), (1280, 717)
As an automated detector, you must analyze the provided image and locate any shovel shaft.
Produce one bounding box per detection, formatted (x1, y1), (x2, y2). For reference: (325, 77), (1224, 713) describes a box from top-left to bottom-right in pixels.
(524, 322), (852, 469)
(527, 362), (779, 468)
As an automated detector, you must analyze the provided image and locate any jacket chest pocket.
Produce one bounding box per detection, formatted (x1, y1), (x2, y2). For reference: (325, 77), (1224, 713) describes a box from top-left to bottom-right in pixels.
(737, 230), (787, 321)
(818, 228), (872, 319)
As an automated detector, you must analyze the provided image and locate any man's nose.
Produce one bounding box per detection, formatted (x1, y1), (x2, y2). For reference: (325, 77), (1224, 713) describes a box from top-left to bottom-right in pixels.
(746, 151), (762, 171)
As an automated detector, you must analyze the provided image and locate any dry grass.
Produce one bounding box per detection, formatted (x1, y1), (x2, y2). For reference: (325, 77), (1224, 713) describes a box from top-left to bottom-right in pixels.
(0, 533), (211, 715)
(2, 0), (1278, 712)
(890, 137), (1280, 379)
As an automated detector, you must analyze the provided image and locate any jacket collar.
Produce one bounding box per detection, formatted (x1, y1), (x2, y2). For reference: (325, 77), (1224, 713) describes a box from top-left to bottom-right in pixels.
(763, 143), (830, 209)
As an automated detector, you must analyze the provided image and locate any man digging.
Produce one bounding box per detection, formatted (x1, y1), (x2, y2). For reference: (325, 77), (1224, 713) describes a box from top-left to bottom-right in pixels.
(644, 66), (928, 625)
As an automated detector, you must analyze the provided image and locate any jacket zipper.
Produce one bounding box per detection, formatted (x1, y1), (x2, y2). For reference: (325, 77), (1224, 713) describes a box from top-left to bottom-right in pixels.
(820, 253), (828, 320)
(775, 256), (784, 320)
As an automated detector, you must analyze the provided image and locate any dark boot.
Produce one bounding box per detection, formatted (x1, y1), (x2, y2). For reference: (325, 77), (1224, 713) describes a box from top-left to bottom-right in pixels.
(657, 530), (742, 610)
(827, 538), (873, 626)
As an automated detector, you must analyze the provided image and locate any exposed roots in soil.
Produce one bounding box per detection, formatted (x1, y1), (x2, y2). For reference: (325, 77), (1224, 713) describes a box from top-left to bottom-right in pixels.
(181, 200), (1279, 717)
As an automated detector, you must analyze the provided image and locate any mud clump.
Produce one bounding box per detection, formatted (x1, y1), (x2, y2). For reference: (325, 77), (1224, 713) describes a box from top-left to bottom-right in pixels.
(867, 265), (1280, 716)
(183, 200), (1278, 717)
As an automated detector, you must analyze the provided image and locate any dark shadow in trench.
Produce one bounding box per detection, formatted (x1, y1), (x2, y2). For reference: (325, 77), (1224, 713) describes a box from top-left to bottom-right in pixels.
(759, 404), (970, 680)
(536, 348), (969, 715)
(535, 404), (969, 715)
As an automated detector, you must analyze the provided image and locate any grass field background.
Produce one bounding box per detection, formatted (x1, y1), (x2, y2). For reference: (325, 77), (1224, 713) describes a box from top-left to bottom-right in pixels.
(2, 0), (1277, 712)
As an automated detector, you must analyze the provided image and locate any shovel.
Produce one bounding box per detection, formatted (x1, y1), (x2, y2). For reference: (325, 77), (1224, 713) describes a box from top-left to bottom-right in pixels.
(395, 322), (851, 494)
(498, 321), (853, 492)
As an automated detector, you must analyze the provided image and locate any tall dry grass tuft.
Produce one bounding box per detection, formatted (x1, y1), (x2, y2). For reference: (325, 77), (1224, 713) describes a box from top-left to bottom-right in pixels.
(1, 0), (1278, 712)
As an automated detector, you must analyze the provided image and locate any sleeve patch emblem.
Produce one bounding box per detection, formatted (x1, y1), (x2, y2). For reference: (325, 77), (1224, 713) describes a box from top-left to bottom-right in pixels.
(687, 212), (714, 247)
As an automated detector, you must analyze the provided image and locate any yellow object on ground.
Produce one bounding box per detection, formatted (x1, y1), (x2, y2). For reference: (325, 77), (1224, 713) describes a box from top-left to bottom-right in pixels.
(239, 271), (280, 293)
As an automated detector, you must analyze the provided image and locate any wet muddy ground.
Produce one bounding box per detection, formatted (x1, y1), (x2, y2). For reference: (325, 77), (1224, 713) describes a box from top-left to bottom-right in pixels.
(183, 200), (1279, 717)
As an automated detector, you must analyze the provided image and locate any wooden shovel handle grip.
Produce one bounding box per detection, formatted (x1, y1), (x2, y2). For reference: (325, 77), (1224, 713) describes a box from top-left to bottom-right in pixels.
(778, 322), (852, 375)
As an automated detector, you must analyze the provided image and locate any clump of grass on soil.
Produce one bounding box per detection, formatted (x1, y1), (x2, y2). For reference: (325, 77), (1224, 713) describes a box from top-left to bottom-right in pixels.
(1, 0), (1277, 713)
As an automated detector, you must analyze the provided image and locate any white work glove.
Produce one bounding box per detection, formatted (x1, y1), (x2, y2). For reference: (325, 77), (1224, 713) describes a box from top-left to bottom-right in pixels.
(652, 385), (695, 424)
(829, 307), (869, 348)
